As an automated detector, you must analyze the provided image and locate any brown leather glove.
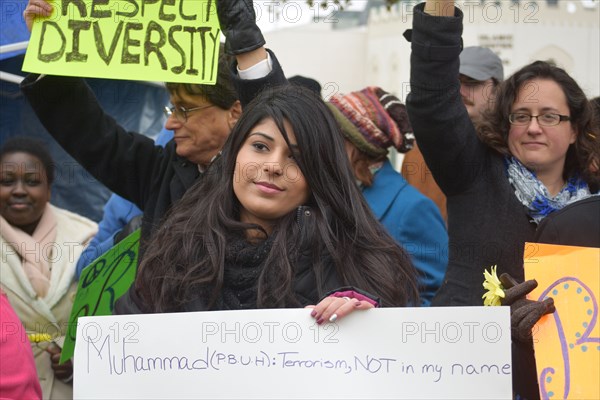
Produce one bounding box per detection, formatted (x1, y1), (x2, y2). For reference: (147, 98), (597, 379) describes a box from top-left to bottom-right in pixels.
(500, 273), (556, 342)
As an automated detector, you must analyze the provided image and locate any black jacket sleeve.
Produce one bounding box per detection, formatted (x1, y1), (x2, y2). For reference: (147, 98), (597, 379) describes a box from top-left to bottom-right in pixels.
(20, 75), (168, 210)
(231, 48), (288, 108)
(406, 4), (488, 196)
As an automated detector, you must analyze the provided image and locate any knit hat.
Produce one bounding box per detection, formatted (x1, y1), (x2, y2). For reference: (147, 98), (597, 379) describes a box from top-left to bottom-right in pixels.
(328, 87), (414, 158)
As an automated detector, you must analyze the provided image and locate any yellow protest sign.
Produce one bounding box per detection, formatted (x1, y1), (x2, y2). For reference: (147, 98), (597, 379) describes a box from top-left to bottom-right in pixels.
(23, 0), (221, 84)
(524, 242), (600, 400)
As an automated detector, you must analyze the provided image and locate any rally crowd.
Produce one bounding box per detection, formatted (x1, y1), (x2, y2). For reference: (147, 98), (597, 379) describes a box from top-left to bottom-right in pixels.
(1, 0), (599, 399)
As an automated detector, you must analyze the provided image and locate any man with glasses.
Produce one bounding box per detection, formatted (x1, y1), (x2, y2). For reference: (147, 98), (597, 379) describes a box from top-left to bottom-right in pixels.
(402, 46), (504, 222)
(161, 65), (241, 173)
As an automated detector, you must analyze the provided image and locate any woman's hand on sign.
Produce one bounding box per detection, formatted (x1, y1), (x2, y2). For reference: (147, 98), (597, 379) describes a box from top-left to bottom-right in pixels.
(23, 0), (52, 32)
(307, 296), (374, 325)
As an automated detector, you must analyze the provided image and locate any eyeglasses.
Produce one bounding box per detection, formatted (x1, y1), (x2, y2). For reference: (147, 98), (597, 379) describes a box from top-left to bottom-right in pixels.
(163, 104), (215, 123)
(508, 113), (571, 127)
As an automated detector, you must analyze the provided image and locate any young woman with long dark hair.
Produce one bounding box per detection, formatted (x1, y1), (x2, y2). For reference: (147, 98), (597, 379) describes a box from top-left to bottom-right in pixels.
(116, 85), (419, 319)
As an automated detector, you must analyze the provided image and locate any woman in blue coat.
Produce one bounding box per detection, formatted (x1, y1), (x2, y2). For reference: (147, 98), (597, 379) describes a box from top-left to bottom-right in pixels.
(328, 87), (448, 306)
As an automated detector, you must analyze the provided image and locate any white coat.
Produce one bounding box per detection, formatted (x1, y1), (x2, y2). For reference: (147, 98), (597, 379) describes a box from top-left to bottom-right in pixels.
(1, 204), (97, 399)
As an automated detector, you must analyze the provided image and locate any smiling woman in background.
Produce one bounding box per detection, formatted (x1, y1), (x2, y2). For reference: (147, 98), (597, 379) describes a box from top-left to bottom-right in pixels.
(0, 137), (97, 399)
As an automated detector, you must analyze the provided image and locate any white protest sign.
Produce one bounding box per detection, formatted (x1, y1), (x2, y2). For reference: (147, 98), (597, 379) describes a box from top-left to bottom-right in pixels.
(74, 307), (511, 399)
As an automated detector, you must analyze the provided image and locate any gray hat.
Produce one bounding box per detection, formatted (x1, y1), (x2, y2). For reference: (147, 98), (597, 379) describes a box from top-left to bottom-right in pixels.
(459, 46), (504, 82)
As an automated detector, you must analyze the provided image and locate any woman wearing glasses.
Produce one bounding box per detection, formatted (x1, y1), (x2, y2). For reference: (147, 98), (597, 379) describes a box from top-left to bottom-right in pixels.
(405, 0), (600, 398)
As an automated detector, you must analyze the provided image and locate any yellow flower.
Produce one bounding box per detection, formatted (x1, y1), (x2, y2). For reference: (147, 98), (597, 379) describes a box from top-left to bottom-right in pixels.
(28, 333), (53, 343)
(482, 265), (505, 306)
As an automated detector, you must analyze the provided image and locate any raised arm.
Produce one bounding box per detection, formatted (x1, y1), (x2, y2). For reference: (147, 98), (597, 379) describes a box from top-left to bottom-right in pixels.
(217, 1), (287, 108)
(21, 0), (167, 209)
(23, 0), (51, 31)
(216, 1), (267, 68)
(424, 0), (455, 16)
(405, 0), (486, 196)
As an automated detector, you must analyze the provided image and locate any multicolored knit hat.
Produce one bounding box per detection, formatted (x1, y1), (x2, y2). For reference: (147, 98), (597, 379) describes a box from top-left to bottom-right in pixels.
(328, 86), (414, 158)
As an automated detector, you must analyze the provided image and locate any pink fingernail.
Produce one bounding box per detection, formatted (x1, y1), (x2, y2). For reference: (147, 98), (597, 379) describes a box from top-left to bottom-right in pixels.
(310, 310), (317, 317)
(317, 317), (324, 325)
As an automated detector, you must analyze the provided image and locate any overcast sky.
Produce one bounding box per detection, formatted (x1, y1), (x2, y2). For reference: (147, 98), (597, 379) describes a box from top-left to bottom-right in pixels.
(254, 0), (598, 32)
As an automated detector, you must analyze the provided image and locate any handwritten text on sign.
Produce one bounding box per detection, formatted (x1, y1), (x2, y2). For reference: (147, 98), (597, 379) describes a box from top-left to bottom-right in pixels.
(524, 243), (600, 400)
(74, 307), (512, 399)
(23, 0), (221, 84)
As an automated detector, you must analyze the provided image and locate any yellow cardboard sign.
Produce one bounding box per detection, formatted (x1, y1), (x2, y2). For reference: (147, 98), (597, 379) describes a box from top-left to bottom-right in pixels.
(524, 242), (600, 400)
(23, 0), (221, 84)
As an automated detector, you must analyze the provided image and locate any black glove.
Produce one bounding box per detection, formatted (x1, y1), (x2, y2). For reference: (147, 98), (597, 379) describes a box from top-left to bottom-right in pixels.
(113, 214), (143, 244)
(500, 273), (556, 342)
(216, 0), (265, 55)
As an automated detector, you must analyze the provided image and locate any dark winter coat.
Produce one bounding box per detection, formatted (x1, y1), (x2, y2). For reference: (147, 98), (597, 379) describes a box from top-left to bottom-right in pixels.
(406, 4), (538, 399)
(534, 196), (600, 247)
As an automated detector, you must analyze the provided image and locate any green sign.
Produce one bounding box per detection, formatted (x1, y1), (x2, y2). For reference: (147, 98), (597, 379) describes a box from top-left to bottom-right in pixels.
(61, 229), (140, 363)
(23, 0), (221, 84)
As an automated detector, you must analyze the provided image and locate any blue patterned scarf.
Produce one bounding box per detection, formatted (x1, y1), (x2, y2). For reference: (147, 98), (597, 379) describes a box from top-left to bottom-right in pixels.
(505, 157), (597, 224)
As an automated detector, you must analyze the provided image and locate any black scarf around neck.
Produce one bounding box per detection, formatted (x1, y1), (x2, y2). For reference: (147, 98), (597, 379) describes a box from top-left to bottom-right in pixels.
(219, 235), (273, 310)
